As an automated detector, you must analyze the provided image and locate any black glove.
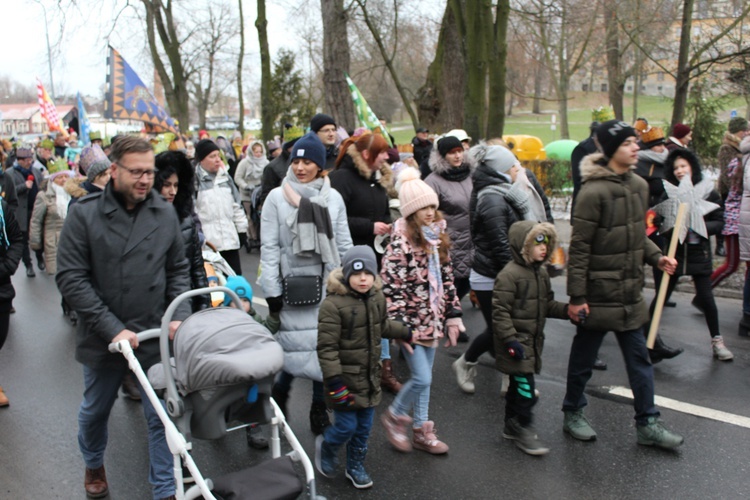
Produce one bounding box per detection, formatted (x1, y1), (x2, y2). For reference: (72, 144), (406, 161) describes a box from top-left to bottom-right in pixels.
(505, 340), (525, 360)
(266, 296), (284, 313)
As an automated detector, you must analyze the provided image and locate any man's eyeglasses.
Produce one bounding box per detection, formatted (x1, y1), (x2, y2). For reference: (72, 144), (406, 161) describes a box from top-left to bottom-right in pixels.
(116, 163), (157, 180)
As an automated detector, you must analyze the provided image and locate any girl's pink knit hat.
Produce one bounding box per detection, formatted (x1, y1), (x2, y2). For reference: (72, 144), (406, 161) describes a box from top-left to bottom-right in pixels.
(396, 168), (439, 218)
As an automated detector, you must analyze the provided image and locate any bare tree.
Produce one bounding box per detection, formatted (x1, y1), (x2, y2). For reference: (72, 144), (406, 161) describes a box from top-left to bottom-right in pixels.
(237, 0), (246, 136)
(321, 0), (355, 131)
(352, 0), (419, 129)
(256, 0), (274, 141)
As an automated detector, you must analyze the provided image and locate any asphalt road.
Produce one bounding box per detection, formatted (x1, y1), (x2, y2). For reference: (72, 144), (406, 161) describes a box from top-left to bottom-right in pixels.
(1, 249), (749, 500)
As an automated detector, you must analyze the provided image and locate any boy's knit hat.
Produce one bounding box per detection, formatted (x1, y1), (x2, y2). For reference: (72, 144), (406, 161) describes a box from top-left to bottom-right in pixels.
(595, 120), (637, 159)
(223, 275), (254, 306)
(310, 113), (336, 133)
(397, 167), (439, 218)
(342, 245), (378, 282)
(290, 132), (326, 170)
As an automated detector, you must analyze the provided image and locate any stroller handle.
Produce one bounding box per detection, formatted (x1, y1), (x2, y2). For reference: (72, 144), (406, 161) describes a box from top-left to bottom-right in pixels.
(160, 287), (244, 418)
(107, 329), (161, 353)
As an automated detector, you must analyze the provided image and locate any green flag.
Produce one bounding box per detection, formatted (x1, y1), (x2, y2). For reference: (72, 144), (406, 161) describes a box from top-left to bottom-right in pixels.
(345, 73), (392, 146)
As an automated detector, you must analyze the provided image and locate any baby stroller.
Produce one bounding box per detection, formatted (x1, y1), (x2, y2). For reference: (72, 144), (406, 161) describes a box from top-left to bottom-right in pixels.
(109, 287), (322, 500)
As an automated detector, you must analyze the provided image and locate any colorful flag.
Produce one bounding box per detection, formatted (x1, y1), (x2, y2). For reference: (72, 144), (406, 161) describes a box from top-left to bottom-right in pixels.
(345, 73), (392, 146)
(77, 92), (91, 146)
(36, 78), (67, 136)
(105, 46), (179, 134)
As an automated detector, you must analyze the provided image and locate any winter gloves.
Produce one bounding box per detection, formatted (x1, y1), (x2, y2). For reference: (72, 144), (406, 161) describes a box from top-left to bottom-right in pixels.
(266, 296), (284, 313)
(326, 376), (355, 407)
(505, 340), (525, 360)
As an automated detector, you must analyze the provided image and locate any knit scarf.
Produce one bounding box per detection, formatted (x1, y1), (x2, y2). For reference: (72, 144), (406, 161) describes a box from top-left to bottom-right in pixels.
(281, 167), (340, 266)
(439, 164), (471, 182)
(477, 171), (547, 222)
(421, 220), (445, 325)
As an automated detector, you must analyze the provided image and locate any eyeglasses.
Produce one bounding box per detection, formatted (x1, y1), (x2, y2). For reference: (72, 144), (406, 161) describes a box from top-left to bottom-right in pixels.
(116, 163), (157, 180)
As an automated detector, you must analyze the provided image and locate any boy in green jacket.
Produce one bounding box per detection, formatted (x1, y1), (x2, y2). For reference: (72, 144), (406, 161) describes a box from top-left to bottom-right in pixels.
(493, 221), (569, 456)
(315, 246), (411, 489)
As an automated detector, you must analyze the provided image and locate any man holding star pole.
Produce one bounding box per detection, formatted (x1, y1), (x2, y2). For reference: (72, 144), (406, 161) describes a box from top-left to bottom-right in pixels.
(561, 119), (684, 450)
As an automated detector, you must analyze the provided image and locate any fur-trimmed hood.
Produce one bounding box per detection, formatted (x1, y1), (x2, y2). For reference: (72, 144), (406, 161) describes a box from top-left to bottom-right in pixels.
(343, 144), (393, 191)
(509, 220), (557, 266)
(427, 149), (473, 176)
(64, 176), (90, 198)
(722, 131), (741, 152)
(580, 153), (629, 183)
(326, 267), (383, 296)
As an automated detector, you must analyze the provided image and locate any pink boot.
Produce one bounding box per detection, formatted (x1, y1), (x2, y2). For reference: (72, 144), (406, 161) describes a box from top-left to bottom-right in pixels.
(412, 421), (449, 454)
(381, 408), (413, 452)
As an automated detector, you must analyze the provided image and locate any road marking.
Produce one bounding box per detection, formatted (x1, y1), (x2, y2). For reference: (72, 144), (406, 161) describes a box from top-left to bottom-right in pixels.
(607, 386), (750, 429)
(253, 297), (268, 307)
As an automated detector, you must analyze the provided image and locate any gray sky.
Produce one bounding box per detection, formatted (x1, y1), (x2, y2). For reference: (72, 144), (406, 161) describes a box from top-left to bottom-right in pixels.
(6, 0), (294, 99)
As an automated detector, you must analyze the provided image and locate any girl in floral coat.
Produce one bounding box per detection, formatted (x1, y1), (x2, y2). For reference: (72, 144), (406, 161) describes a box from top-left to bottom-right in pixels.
(380, 168), (465, 455)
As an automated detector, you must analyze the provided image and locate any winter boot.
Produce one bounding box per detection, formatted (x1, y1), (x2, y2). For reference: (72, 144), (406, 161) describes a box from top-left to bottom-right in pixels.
(502, 417), (549, 456)
(563, 409), (597, 441)
(648, 335), (684, 363)
(711, 335), (734, 361)
(381, 407), (413, 452)
(636, 416), (684, 449)
(380, 359), (402, 394)
(315, 435), (339, 478)
(0, 385), (8, 407)
(738, 313), (750, 337)
(412, 421), (449, 454)
(345, 445), (373, 489)
(271, 384), (289, 418)
(120, 373), (142, 401)
(452, 354), (478, 394)
(309, 400), (331, 435)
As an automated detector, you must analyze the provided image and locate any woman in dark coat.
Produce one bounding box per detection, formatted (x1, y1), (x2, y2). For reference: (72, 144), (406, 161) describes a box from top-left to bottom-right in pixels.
(0, 199), (24, 407)
(648, 148), (733, 361)
(155, 151), (209, 312)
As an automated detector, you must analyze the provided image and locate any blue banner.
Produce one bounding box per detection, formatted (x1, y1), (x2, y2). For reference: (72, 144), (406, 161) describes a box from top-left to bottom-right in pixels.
(77, 92), (91, 146)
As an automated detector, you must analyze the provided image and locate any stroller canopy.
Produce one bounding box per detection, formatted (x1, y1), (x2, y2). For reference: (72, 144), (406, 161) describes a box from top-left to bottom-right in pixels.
(173, 308), (283, 394)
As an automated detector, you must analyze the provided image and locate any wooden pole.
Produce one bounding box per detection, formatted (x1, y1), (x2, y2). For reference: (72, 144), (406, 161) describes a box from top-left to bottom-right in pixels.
(647, 203), (687, 349)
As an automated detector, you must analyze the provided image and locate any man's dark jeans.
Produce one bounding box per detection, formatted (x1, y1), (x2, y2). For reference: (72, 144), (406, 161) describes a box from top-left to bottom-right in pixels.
(562, 326), (659, 425)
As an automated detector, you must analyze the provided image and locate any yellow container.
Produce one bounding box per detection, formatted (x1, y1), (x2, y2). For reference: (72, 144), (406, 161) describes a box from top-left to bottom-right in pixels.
(502, 135), (547, 161)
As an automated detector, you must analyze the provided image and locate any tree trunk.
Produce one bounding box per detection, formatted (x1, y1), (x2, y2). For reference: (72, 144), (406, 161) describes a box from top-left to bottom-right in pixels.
(671, 0), (694, 128)
(415, 4), (464, 132)
(632, 52), (642, 122)
(321, 0), (355, 131)
(141, 0), (191, 131)
(461, 0), (492, 141)
(532, 65), (542, 114)
(487, 0), (509, 138)
(237, 0), (245, 136)
(604, 0), (623, 119)
(256, 0), (274, 142)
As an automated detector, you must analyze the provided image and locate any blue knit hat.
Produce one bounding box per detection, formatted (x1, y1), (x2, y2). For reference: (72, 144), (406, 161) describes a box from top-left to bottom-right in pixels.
(223, 275), (253, 306)
(290, 132), (326, 170)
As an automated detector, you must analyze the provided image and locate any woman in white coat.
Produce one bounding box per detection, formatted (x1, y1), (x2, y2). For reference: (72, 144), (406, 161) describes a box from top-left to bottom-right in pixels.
(260, 132), (353, 434)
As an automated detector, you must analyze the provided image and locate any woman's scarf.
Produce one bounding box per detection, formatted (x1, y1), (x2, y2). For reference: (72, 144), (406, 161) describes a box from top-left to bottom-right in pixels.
(281, 166), (340, 266)
(52, 182), (71, 220)
(478, 169), (547, 222)
(440, 164), (471, 182)
(421, 220), (446, 324)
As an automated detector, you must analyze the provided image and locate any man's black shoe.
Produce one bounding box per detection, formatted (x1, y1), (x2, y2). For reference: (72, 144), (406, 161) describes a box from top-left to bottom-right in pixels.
(593, 358), (607, 370)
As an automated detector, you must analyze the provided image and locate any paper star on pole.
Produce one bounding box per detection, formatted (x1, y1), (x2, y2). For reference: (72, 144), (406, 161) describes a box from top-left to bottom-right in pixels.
(652, 175), (719, 243)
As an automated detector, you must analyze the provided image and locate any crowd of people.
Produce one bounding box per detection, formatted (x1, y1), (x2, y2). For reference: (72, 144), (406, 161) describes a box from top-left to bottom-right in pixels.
(0, 108), (747, 497)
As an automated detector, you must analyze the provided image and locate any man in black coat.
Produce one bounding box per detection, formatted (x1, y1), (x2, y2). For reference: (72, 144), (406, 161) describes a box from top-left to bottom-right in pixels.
(56, 135), (191, 500)
(411, 127), (433, 166)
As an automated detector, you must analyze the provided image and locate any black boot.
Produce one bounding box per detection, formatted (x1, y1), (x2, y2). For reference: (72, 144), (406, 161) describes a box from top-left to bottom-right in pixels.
(271, 384), (289, 418)
(309, 400), (331, 435)
(648, 335), (684, 363)
(739, 313), (750, 337)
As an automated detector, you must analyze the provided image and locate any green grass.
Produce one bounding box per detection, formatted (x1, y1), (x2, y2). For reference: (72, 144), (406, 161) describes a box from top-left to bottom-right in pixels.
(390, 93), (749, 146)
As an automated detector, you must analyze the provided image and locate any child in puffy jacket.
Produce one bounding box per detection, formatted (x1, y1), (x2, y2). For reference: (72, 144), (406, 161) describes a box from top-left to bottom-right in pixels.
(315, 246), (411, 489)
(492, 220), (569, 456)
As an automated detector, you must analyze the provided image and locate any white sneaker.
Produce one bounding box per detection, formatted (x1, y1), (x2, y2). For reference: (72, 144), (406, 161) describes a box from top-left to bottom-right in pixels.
(452, 354), (477, 394)
(712, 336), (734, 361)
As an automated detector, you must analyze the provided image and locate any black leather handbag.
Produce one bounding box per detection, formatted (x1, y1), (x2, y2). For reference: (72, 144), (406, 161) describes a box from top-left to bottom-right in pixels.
(282, 272), (323, 306)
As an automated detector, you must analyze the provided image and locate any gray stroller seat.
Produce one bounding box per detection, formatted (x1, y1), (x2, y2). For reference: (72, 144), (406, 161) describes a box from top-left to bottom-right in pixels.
(148, 307), (284, 441)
